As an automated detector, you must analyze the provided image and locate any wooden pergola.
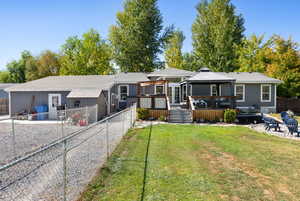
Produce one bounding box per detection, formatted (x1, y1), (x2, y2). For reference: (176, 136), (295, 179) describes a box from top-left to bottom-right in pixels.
(137, 80), (169, 96)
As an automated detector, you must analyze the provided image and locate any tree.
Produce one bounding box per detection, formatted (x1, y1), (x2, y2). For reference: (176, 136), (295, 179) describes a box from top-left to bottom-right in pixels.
(110, 0), (172, 72)
(164, 30), (185, 68)
(235, 34), (272, 72)
(37, 50), (61, 77)
(6, 50), (32, 83)
(181, 52), (201, 71)
(192, 0), (245, 72)
(0, 71), (12, 83)
(60, 29), (113, 75)
(235, 34), (300, 97)
(265, 35), (300, 97)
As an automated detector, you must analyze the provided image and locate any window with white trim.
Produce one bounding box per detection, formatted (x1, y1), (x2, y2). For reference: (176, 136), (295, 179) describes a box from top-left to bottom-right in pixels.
(119, 85), (129, 101)
(155, 85), (164, 95)
(261, 84), (271, 102)
(210, 84), (218, 96)
(183, 84), (187, 101)
(235, 84), (245, 102)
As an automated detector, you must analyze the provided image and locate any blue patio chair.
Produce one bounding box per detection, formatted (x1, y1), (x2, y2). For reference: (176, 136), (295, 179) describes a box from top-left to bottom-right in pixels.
(286, 118), (300, 137)
(261, 113), (280, 131)
(280, 111), (289, 124)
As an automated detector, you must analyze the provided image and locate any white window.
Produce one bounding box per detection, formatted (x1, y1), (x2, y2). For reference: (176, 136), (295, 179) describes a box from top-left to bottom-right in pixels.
(261, 84), (271, 102)
(210, 84), (222, 96)
(235, 84), (245, 102)
(155, 85), (164, 95)
(119, 85), (129, 101)
(210, 84), (218, 96)
(183, 84), (187, 101)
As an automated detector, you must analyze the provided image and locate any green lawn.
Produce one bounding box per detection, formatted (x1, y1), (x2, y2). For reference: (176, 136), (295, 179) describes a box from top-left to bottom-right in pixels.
(269, 113), (300, 122)
(79, 124), (300, 201)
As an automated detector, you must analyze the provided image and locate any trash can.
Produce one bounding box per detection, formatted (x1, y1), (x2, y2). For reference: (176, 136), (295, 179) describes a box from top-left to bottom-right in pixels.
(34, 105), (49, 120)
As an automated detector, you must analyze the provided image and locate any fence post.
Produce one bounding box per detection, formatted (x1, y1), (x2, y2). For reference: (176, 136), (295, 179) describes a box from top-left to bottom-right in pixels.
(85, 106), (88, 124)
(106, 119), (109, 160)
(130, 106), (133, 128)
(122, 111), (125, 135)
(61, 118), (67, 201)
(11, 118), (16, 157)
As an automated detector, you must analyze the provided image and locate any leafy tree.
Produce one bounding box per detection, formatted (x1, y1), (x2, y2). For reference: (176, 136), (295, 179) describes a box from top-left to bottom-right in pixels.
(192, 0), (245, 72)
(235, 34), (272, 72)
(181, 52), (201, 71)
(265, 35), (300, 97)
(235, 34), (300, 97)
(164, 30), (185, 69)
(6, 50), (32, 83)
(0, 71), (12, 83)
(37, 50), (61, 77)
(25, 55), (39, 81)
(60, 29), (113, 75)
(110, 0), (172, 72)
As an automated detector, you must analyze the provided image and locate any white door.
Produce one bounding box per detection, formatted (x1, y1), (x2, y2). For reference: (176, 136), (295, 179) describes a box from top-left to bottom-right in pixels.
(48, 94), (61, 120)
(168, 83), (181, 105)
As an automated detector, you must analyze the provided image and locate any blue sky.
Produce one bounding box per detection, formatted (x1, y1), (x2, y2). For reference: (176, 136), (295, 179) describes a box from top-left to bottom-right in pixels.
(0, 0), (300, 70)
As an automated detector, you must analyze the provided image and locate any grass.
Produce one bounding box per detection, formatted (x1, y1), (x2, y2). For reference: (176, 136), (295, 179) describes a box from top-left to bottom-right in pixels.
(269, 113), (300, 122)
(79, 124), (300, 201)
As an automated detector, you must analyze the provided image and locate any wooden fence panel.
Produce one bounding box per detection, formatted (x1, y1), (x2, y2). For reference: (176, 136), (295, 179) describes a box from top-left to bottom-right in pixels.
(0, 98), (8, 115)
(149, 110), (168, 119)
(193, 109), (224, 121)
(277, 97), (300, 114)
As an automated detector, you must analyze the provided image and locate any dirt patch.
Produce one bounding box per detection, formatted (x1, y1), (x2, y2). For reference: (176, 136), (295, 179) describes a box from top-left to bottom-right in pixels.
(192, 143), (282, 200)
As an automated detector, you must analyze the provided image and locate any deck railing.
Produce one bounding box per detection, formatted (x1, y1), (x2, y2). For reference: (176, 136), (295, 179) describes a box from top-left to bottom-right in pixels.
(191, 96), (236, 110)
(137, 95), (168, 110)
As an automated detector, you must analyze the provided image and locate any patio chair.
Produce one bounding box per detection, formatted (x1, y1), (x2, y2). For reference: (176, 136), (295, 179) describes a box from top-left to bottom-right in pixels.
(286, 118), (300, 137)
(262, 114), (280, 131)
(280, 111), (289, 124)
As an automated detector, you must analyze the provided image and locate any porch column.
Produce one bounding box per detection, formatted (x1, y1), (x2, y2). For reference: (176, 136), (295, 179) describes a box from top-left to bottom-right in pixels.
(107, 89), (111, 114)
(187, 82), (190, 96)
(230, 81), (236, 109)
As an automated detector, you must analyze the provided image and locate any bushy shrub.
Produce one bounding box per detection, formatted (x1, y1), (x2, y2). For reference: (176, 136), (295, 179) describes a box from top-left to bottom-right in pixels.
(158, 115), (166, 121)
(137, 108), (150, 120)
(224, 109), (237, 123)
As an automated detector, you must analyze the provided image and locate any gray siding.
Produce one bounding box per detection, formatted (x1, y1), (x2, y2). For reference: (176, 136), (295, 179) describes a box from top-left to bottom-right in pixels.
(10, 91), (70, 115)
(220, 84), (232, 96)
(236, 83), (275, 109)
(191, 84), (210, 96)
(111, 84), (138, 97)
(67, 98), (97, 107)
(111, 83), (147, 110)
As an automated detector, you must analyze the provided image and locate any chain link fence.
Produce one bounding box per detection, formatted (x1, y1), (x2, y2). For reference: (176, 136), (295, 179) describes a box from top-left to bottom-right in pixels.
(0, 105), (97, 165)
(0, 104), (136, 201)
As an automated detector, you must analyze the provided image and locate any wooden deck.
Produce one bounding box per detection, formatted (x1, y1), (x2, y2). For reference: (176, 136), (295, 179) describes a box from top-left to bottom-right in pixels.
(192, 109), (225, 121)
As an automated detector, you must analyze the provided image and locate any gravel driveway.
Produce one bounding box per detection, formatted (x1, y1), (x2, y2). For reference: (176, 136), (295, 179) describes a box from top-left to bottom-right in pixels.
(0, 109), (132, 201)
(0, 120), (79, 165)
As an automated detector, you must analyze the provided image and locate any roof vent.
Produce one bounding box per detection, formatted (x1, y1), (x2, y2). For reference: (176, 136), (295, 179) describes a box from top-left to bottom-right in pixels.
(199, 67), (211, 72)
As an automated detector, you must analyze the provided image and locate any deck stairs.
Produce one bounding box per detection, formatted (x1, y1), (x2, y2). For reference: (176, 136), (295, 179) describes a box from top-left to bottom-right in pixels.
(168, 107), (193, 123)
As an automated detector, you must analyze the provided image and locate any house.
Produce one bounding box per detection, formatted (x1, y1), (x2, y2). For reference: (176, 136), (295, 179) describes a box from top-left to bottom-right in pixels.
(5, 67), (282, 122)
(5, 73), (148, 120)
(0, 83), (18, 115)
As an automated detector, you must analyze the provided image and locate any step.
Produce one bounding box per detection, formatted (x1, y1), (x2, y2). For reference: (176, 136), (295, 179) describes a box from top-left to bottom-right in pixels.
(169, 110), (192, 114)
(169, 116), (193, 120)
(169, 120), (193, 123)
